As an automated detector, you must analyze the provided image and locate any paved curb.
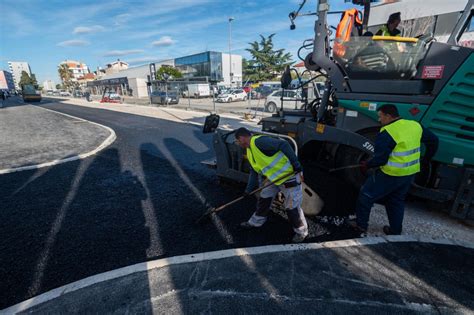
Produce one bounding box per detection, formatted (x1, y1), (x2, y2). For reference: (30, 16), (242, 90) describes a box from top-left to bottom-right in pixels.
(0, 106), (116, 175)
(59, 97), (263, 125)
(3, 235), (473, 314)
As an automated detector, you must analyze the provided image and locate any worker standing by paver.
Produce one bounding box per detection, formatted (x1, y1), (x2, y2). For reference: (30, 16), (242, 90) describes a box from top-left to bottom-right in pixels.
(350, 104), (438, 236)
(376, 12), (402, 37)
(234, 127), (308, 243)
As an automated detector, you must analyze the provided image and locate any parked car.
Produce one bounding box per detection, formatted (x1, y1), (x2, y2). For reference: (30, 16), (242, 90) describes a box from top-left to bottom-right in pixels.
(252, 85), (275, 99)
(151, 91), (180, 105)
(216, 89), (248, 103)
(52, 90), (60, 96)
(73, 90), (83, 98)
(59, 90), (71, 97)
(264, 90), (303, 113)
(46, 90), (54, 95)
(100, 92), (122, 103)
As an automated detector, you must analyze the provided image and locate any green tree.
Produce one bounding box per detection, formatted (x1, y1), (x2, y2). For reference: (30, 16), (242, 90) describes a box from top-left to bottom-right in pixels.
(244, 34), (293, 82)
(56, 84), (63, 90)
(58, 64), (73, 89)
(19, 71), (33, 88)
(30, 73), (38, 87)
(155, 65), (183, 81)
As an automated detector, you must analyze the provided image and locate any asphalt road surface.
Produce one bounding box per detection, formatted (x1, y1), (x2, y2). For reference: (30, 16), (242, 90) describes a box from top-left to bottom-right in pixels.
(0, 102), (111, 170)
(0, 100), (357, 308)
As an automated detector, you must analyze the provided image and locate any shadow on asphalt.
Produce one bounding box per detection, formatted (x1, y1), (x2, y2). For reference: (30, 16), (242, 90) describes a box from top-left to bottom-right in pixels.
(0, 106), (355, 308)
(3, 104), (471, 312)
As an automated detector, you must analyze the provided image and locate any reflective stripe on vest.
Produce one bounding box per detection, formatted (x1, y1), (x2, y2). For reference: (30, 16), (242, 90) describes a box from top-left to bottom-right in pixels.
(386, 159), (420, 168)
(390, 147), (420, 157)
(246, 135), (294, 185)
(380, 119), (422, 176)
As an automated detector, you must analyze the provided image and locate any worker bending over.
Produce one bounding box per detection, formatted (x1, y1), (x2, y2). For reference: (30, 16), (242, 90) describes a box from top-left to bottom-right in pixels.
(376, 12), (402, 37)
(351, 104), (438, 235)
(234, 127), (308, 243)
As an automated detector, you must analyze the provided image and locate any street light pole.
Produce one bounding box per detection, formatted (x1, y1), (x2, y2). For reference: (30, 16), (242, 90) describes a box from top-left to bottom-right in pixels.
(228, 17), (234, 88)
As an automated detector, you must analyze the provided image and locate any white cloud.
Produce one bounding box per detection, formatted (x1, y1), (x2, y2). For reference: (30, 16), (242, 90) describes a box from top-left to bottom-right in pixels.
(57, 39), (90, 47)
(151, 36), (175, 47)
(103, 49), (144, 57)
(73, 25), (105, 34)
(114, 13), (131, 26)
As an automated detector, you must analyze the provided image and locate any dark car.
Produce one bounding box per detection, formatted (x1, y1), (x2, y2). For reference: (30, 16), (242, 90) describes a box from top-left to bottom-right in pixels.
(252, 85), (275, 99)
(151, 91), (179, 105)
(73, 91), (83, 98)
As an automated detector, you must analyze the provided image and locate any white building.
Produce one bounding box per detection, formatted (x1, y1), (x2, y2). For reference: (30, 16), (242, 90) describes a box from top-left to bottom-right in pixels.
(222, 53), (243, 86)
(174, 51), (243, 86)
(59, 60), (90, 81)
(87, 60), (174, 98)
(8, 61), (31, 90)
(105, 59), (129, 74)
(86, 51), (244, 98)
(43, 80), (56, 91)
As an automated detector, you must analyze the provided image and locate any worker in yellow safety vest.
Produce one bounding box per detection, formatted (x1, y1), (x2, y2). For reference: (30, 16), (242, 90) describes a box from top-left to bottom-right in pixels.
(234, 127), (308, 243)
(376, 12), (402, 37)
(350, 104), (438, 236)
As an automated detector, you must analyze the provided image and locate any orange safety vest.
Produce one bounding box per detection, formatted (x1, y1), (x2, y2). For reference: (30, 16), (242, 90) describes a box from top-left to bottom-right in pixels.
(334, 8), (363, 57)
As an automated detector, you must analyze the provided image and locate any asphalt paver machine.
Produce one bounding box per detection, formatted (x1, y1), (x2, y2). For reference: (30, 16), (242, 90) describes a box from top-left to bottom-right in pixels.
(204, 0), (474, 221)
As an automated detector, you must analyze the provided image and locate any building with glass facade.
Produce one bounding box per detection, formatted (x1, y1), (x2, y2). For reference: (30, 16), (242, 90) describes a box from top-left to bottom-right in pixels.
(174, 51), (242, 85)
(87, 51), (242, 98)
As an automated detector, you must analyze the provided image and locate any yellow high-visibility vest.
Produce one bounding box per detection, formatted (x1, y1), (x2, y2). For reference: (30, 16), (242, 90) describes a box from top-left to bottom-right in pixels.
(377, 24), (401, 37)
(380, 119), (422, 176)
(246, 135), (294, 185)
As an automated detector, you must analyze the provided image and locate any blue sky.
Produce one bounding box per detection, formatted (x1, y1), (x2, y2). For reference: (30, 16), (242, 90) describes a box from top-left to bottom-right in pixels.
(0, 0), (355, 84)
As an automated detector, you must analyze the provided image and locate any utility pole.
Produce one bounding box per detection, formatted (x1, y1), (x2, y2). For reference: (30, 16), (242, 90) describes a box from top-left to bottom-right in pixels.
(228, 17), (234, 88)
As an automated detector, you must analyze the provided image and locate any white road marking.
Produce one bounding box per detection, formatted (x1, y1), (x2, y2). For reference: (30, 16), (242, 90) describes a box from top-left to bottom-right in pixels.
(0, 106), (116, 175)
(2, 235), (467, 314)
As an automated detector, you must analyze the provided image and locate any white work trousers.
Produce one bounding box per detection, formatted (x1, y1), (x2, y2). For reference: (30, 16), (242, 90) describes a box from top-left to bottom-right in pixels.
(248, 174), (308, 236)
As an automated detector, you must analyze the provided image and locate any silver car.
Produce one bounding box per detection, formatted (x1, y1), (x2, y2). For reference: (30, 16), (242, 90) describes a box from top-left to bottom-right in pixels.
(264, 90), (303, 113)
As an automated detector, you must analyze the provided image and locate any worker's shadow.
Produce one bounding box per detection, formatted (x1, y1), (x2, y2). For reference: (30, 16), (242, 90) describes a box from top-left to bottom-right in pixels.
(0, 147), (152, 309)
(140, 133), (299, 255)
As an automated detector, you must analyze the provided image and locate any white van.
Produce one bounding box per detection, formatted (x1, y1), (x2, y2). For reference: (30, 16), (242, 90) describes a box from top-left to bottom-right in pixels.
(183, 84), (211, 98)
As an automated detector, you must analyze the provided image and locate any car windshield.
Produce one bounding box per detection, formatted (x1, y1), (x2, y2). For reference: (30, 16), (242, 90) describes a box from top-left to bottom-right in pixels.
(333, 36), (429, 80)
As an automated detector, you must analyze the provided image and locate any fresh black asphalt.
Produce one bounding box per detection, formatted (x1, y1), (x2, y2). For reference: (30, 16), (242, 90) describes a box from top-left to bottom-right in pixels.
(0, 101), (111, 170)
(0, 100), (358, 308)
(20, 242), (474, 314)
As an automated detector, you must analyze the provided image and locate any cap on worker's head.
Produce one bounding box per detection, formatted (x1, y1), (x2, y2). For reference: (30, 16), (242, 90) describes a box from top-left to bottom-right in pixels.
(377, 104), (400, 117)
(388, 12), (401, 23)
(234, 127), (252, 139)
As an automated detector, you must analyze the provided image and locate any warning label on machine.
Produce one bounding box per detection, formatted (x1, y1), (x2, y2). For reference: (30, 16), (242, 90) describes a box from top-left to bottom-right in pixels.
(421, 65), (445, 79)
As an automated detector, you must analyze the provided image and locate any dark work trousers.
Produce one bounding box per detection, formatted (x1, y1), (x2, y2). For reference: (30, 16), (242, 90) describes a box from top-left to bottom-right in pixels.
(356, 170), (415, 234)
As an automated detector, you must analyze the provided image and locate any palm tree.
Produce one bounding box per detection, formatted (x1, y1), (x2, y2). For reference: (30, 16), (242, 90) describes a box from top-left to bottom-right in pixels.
(58, 64), (73, 89)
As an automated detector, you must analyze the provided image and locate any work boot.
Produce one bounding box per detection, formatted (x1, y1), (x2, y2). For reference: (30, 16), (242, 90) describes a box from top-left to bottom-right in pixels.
(240, 221), (258, 230)
(383, 225), (400, 235)
(347, 220), (367, 238)
(292, 233), (307, 243)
